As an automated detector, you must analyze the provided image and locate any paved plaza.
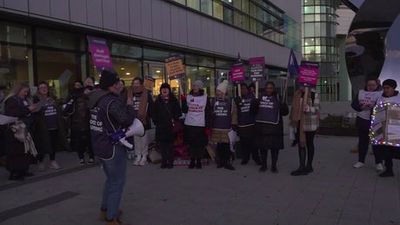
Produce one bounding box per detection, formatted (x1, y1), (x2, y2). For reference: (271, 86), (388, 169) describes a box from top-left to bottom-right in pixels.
(1, 135), (400, 225)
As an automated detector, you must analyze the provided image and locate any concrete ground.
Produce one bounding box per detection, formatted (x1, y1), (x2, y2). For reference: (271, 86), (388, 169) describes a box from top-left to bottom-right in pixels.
(1, 135), (400, 225)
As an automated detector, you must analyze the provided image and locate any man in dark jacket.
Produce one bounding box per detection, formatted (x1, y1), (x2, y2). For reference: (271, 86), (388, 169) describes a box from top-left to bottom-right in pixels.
(89, 70), (135, 225)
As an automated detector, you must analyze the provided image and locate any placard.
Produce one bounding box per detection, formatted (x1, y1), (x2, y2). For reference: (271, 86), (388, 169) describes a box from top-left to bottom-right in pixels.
(144, 77), (155, 91)
(297, 61), (319, 87)
(249, 56), (265, 80)
(165, 56), (185, 80)
(359, 90), (382, 107)
(230, 63), (245, 82)
(370, 103), (400, 146)
(87, 36), (113, 70)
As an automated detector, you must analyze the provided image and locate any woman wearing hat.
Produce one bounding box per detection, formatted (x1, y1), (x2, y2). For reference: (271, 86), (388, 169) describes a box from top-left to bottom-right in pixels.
(182, 80), (211, 169)
(210, 80), (236, 170)
(374, 79), (400, 177)
(252, 82), (289, 173)
(152, 83), (182, 169)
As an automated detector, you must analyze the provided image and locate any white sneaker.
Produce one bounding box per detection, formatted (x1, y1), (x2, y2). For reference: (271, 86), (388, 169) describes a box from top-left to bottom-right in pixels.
(139, 154), (147, 166)
(376, 163), (384, 172)
(353, 162), (365, 168)
(49, 160), (61, 170)
(38, 162), (46, 171)
(133, 155), (141, 166)
(127, 152), (134, 160)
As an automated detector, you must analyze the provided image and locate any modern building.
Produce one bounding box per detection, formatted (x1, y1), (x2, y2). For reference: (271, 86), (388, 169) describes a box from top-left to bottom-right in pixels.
(302, 0), (342, 101)
(0, 0), (301, 99)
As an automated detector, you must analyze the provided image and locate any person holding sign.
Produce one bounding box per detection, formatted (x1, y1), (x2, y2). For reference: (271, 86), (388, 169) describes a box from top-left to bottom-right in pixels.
(351, 78), (383, 170)
(182, 80), (211, 169)
(33, 81), (67, 171)
(210, 80), (236, 170)
(252, 82), (289, 173)
(233, 83), (261, 165)
(126, 77), (153, 166)
(290, 88), (320, 176)
(374, 79), (400, 177)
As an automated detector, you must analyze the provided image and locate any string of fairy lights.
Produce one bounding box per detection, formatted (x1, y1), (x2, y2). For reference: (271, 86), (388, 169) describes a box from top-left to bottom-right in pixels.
(370, 101), (400, 147)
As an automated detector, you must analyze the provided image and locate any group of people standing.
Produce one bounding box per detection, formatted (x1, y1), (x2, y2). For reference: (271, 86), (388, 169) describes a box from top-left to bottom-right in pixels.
(352, 78), (400, 177)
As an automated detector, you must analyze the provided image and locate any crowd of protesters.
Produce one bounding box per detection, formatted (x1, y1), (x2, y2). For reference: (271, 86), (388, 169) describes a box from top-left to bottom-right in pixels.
(0, 72), (399, 183)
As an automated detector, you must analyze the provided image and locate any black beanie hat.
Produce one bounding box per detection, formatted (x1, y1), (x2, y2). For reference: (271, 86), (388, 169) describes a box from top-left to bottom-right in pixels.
(99, 70), (120, 90)
(160, 83), (171, 93)
(382, 79), (397, 89)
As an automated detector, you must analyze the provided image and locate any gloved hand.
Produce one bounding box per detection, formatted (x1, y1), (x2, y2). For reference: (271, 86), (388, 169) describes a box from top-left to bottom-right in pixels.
(110, 129), (126, 144)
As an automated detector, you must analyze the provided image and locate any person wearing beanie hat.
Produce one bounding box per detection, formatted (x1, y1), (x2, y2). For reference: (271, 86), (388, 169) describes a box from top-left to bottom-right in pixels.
(126, 77), (153, 166)
(182, 80), (211, 169)
(253, 81), (289, 173)
(216, 80), (229, 94)
(210, 80), (236, 170)
(374, 78), (400, 178)
(99, 70), (120, 90)
(88, 69), (136, 224)
(152, 83), (182, 169)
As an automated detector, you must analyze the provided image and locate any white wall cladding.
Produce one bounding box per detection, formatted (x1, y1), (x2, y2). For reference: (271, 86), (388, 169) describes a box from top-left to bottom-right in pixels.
(0, 0), (301, 68)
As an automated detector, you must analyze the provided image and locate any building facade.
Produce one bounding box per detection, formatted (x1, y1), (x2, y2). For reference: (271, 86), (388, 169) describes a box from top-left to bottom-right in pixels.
(302, 0), (341, 101)
(0, 0), (300, 99)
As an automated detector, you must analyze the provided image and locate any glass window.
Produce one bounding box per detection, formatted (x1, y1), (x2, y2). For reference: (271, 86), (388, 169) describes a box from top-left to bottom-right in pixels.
(187, 0), (200, 10)
(234, 11), (242, 28)
(250, 18), (257, 33)
(113, 58), (141, 85)
(304, 23), (315, 37)
(242, 15), (250, 30)
(222, 0), (232, 4)
(242, 0), (249, 13)
(223, 6), (233, 24)
(305, 46), (315, 54)
(199, 67), (215, 97)
(36, 28), (83, 51)
(304, 14), (314, 22)
(304, 6), (315, 14)
(0, 45), (32, 90)
(143, 61), (165, 97)
(201, 0), (213, 15)
(111, 41), (142, 58)
(185, 54), (215, 67)
(173, 0), (186, 4)
(143, 48), (170, 61)
(213, 1), (223, 19)
(0, 22), (31, 45)
(216, 59), (232, 69)
(37, 50), (83, 99)
(315, 23), (321, 36)
(233, 0), (241, 9)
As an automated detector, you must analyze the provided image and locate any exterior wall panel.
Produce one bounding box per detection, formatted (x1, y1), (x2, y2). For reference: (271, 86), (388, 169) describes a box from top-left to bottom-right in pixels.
(70, 0), (87, 24)
(50, 0), (69, 21)
(4, 0), (28, 12)
(116, 0), (130, 34)
(129, 0), (142, 36)
(102, 0), (117, 30)
(170, 6), (187, 46)
(140, 0), (153, 39)
(29, 0), (50, 16)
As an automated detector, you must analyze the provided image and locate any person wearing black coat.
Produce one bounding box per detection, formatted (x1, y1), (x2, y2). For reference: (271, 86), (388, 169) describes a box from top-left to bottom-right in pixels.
(152, 83), (182, 169)
(252, 82), (289, 173)
(63, 79), (95, 164)
(4, 82), (37, 180)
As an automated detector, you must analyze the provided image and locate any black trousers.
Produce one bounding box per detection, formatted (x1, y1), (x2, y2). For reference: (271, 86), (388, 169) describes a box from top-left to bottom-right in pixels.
(159, 141), (174, 165)
(357, 117), (382, 164)
(240, 136), (260, 163)
(217, 143), (231, 166)
(260, 148), (279, 168)
(70, 129), (94, 159)
(376, 146), (399, 173)
(37, 129), (58, 162)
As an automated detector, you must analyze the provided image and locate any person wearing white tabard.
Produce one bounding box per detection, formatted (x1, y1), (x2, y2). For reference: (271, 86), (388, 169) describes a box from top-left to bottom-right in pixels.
(374, 79), (400, 177)
(351, 78), (383, 170)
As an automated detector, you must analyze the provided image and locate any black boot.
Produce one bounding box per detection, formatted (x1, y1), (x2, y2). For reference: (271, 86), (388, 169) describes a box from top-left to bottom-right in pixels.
(271, 149), (279, 173)
(188, 158), (195, 169)
(304, 164), (313, 173)
(259, 149), (268, 172)
(379, 169), (394, 177)
(9, 172), (24, 181)
(291, 148), (307, 176)
(161, 159), (167, 169)
(196, 158), (202, 169)
(224, 159), (235, 170)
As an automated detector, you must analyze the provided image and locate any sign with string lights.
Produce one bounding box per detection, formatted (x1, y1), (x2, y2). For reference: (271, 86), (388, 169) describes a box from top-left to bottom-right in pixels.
(370, 102), (400, 147)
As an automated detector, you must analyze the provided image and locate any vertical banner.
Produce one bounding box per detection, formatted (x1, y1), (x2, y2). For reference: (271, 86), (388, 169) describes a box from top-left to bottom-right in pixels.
(87, 36), (113, 71)
(165, 55), (186, 80)
(249, 56), (265, 80)
(297, 61), (320, 87)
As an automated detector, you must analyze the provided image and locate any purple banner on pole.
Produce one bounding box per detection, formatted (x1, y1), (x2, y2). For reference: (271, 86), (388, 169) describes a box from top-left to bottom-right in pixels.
(297, 61), (319, 87)
(249, 56), (265, 80)
(87, 36), (113, 70)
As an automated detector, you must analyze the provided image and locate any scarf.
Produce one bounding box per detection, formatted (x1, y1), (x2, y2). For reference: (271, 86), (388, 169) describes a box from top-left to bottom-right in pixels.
(10, 120), (38, 157)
